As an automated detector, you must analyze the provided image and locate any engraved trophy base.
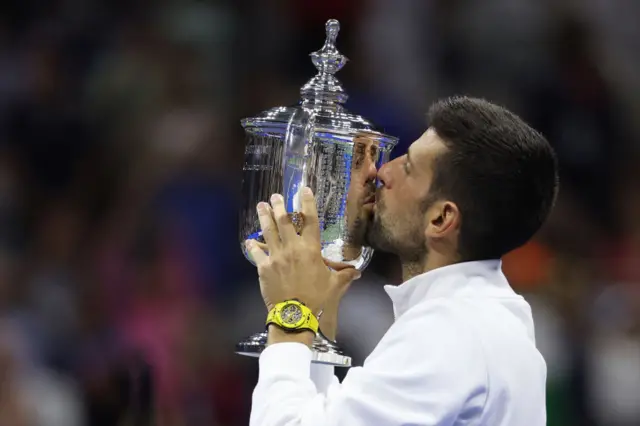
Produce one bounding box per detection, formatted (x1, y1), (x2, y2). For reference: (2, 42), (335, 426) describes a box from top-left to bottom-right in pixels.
(235, 330), (352, 367)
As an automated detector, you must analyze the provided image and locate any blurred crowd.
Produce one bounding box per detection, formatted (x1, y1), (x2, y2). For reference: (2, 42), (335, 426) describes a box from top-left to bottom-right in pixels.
(0, 0), (639, 425)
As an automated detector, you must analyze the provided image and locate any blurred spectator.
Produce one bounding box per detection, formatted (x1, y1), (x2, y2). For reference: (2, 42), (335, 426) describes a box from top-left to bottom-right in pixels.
(0, 321), (83, 426)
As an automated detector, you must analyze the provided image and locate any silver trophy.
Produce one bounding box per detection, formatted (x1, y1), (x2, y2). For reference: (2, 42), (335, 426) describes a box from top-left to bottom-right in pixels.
(236, 19), (398, 367)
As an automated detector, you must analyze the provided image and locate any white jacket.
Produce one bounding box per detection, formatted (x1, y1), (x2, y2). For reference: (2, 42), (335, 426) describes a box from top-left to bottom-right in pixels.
(250, 260), (547, 426)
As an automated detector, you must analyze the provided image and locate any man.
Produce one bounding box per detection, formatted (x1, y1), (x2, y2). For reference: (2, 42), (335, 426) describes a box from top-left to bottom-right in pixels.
(245, 96), (559, 425)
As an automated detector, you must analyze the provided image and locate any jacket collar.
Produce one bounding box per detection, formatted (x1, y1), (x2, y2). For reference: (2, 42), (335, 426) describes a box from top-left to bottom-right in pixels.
(383, 260), (513, 318)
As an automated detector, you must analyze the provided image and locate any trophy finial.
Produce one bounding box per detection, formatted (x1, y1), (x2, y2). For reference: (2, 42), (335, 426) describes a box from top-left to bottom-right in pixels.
(325, 19), (340, 45)
(301, 19), (348, 104)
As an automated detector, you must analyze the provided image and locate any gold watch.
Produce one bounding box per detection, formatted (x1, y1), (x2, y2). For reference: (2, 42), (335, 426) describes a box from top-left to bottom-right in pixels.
(266, 300), (319, 334)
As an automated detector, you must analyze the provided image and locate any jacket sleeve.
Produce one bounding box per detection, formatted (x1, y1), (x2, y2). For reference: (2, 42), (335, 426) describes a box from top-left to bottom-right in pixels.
(310, 364), (338, 394)
(249, 306), (489, 426)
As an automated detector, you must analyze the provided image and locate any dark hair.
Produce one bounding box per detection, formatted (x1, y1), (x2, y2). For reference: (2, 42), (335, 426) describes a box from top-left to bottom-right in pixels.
(427, 96), (559, 261)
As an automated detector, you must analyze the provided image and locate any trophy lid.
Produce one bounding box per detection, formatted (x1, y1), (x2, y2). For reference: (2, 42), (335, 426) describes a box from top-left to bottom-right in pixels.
(242, 19), (396, 143)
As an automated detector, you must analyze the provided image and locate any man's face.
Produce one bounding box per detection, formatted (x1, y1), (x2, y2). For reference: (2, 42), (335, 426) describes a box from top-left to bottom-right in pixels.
(366, 129), (447, 260)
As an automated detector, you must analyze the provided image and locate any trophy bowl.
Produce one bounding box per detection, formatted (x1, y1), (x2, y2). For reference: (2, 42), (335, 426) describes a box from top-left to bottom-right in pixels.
(236, 19), (398, 367)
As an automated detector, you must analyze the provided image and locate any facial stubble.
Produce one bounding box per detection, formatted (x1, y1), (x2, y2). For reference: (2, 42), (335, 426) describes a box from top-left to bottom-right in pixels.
(365, 191), (430, 263)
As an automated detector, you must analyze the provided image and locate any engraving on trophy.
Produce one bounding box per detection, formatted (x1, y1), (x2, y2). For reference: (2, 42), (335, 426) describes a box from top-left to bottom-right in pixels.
(240, 133), (285, 245)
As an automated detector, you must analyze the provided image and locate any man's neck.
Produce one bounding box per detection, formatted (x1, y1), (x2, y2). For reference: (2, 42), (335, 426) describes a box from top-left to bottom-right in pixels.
(400, 252), (457, 282)
(401, 261), (423, 282)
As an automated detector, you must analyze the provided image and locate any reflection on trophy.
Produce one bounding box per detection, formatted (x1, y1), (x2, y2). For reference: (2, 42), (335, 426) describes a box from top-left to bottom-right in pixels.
(342, 134), (379, 262)
(235, 19), (398, 366)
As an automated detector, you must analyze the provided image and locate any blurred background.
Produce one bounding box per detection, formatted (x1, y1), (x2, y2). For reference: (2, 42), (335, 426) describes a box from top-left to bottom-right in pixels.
(0, 0), (639, 425)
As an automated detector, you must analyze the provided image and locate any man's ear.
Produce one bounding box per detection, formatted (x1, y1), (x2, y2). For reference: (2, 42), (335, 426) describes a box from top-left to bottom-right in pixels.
(424, 200), (460, 240)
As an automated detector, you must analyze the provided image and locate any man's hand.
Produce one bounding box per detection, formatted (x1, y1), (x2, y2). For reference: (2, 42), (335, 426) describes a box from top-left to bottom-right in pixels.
(246, 187), (361, 316)
(248, 247), (357, 341)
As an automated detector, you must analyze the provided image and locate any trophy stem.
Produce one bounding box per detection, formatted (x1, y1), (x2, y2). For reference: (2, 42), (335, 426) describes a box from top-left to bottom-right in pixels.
(235, 330), (352, 367)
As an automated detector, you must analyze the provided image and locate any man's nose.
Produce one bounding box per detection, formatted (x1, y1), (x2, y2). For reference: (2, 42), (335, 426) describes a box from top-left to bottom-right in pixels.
(377, 162), (390, 188)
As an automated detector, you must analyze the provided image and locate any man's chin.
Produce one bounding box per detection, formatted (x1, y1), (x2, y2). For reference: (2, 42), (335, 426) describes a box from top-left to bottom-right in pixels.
(364, 223), (383, 252)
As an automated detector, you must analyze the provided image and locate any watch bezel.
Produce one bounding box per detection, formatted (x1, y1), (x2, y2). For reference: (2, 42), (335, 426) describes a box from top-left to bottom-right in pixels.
(278, 301), (307, 329)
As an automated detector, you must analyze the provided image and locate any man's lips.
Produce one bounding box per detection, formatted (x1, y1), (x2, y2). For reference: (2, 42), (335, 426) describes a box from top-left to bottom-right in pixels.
(363, 194), (376, 204)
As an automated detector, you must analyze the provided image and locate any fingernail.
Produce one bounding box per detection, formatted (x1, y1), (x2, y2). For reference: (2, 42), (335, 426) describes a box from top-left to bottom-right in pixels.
(257, 202), (268, 214)
(303, 187), (313, 197)
(270, 193), (283, 203)
(245, 240), (253, 249)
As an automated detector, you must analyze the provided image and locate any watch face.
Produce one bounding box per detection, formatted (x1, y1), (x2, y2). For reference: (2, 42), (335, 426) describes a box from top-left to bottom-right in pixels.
(280, 303), (303, 326)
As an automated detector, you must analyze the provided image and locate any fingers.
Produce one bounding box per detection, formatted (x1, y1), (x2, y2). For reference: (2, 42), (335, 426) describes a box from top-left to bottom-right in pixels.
(300, 187), (321, 246)
(257, 202), (281, 250)
(258, 189), (318, 250)
(336, 266), (361, 285)
(246, 240), (268, 265)
(323, 258), (354, 271)
(269, 194), (298, 244)
(324, 258), (361, 287)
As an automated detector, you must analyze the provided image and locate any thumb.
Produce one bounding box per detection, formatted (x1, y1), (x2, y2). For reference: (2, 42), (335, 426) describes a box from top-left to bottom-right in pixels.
(335, 266), (361, 286)
(323, 258), (354, 271)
